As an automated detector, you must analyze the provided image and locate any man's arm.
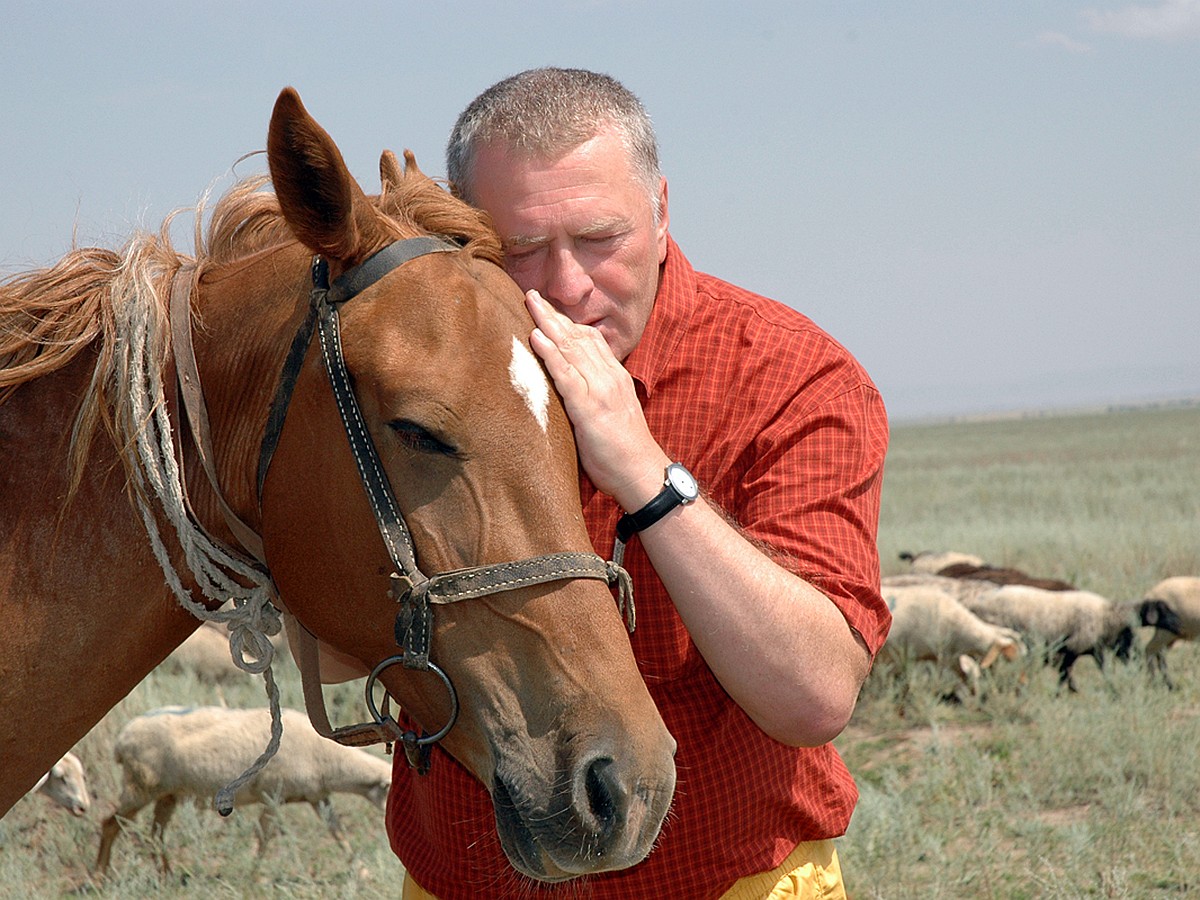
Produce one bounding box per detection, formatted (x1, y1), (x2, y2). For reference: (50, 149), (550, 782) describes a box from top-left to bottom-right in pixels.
(527, 291), (875, 747)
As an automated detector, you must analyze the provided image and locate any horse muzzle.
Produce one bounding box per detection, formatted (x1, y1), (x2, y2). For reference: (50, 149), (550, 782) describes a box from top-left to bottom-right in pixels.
(490, 737), (677, 881)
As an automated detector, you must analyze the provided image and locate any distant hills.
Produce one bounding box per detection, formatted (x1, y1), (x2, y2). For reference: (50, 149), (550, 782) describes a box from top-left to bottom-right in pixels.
(884, 363), (1200, 423)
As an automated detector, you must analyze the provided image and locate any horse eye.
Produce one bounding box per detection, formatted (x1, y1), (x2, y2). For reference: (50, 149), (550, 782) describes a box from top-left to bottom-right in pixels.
(389, 420), (459, 457)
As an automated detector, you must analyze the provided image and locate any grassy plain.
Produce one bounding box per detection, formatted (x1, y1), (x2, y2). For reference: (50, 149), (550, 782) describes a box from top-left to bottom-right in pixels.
(841, 402), (1200, 899)
(1, 661), (405, 897)
(2, 403), (1198, 897)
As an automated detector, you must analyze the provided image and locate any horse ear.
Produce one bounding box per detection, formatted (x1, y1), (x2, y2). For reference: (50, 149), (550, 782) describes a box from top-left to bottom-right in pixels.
(380, 148), (431, 191)
(380, 149), (404, 192)
(267, 87), (382, 263)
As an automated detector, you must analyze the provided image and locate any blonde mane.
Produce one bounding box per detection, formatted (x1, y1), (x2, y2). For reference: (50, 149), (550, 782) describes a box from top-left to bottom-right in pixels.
(0, 157), (503, 488)
(0, 159), (507, 801)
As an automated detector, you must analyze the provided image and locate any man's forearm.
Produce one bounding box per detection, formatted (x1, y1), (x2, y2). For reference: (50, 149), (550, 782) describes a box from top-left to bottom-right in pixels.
(633, 494), (871, 747)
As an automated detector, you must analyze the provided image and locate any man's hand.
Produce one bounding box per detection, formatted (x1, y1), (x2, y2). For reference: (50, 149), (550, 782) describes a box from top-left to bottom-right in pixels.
(526, 292), (871, 747)
(525, 290), (668, 510)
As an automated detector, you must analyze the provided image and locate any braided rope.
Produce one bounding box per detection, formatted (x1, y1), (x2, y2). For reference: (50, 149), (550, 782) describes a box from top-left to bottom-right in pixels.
(110, 240), (283, 813)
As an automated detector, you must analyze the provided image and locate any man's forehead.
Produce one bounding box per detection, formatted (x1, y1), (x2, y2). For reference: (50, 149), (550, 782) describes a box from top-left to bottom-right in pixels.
(476, 129), (631, 182)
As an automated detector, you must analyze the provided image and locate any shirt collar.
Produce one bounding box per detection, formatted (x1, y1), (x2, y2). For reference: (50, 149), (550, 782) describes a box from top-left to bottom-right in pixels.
(623, 236), (696, 397)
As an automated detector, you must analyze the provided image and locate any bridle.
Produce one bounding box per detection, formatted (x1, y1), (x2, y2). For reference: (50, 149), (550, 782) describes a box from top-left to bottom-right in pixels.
(170, 236), (634, 772)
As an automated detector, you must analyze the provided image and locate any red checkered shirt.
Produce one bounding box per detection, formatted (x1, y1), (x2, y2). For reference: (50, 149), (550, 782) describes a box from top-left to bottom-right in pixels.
(386, 237), (891, 898)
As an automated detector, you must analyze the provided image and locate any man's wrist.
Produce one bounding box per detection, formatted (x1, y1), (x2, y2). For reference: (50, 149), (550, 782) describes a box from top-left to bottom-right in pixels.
(613, 458), (674, 514)
(615, 462), (699, 543)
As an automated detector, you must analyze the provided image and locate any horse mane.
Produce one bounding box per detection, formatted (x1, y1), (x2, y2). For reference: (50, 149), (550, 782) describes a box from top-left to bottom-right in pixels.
(202, 156), (504, 267)
(0, 228), (181, 491)
(0, 155), (504, 495)
(377, 160), (503, 265)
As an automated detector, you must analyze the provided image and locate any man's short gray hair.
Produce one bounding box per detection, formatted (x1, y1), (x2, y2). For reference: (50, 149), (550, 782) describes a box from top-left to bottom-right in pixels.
(447, 67), (662, 221)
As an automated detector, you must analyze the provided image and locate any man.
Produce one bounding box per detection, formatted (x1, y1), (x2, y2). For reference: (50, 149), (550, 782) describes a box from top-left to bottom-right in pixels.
(388, 67), (890, 899)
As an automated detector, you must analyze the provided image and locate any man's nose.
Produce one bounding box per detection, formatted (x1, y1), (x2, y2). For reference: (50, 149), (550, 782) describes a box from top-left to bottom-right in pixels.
(543, 246), (592, 308)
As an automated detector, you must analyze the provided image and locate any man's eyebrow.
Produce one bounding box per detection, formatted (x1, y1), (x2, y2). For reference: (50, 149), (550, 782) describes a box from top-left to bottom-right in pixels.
(503, 217), (630, 249)
(504, 234), (550, 249)
(577, 216), (629, 236)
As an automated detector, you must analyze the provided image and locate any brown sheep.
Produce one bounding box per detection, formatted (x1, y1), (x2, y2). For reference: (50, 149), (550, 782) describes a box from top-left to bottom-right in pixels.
(936, 562), (1076, 592)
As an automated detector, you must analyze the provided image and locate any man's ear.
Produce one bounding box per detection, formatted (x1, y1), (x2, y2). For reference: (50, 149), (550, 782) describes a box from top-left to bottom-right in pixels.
(656, 176), (670, 263)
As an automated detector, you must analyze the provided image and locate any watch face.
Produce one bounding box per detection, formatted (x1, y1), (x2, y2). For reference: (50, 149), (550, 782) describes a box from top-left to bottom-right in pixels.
(667, 463), (698, 501)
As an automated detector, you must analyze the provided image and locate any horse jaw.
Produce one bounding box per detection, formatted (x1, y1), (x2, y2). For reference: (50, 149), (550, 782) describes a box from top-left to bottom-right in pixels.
(430, 593), (676, 883)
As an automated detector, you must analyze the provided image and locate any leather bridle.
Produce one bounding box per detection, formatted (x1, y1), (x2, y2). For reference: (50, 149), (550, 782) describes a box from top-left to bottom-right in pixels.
(170, 237), (634, 772)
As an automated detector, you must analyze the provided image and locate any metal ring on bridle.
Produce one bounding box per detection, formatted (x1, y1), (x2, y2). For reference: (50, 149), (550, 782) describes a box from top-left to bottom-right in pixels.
(364, 655), (459, 747)
(269, 240), (636, 765)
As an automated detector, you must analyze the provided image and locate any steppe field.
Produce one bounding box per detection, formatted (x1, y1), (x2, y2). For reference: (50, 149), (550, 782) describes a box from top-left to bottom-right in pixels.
(3, 403), (1198, 898)
(844, 402), (1200, 899)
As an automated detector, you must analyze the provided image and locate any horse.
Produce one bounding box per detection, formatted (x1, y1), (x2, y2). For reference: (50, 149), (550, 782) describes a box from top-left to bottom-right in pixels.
(0, 87), (675, 882)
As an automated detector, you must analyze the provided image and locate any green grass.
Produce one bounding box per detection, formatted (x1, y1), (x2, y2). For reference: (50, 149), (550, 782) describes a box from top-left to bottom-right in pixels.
(4, 403), (1199, 897)
(843, 402), (1200, 898)
(1, 660), (406, 897)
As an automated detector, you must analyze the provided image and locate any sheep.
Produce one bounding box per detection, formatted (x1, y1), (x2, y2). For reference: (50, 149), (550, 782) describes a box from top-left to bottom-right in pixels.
(896, 551), (1074, 590)
(961, 585), (1137, 692)
(883, 572), (1000, 606)
(880, 584), (1026, 695)
(935, 562), (1076, 592)
(29, 752), (90, 817)
(1137, 575), (1200, 689)
(898, 550), (985, 575)
(161, 618), (289, 684)
(95, 706), (392, 874)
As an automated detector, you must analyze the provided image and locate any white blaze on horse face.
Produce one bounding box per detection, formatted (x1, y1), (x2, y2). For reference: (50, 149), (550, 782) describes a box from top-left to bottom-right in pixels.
(509, 337), (550, 433)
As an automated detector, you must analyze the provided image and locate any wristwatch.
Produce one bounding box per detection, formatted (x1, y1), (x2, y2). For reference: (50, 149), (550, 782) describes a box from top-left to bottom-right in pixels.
(615, 463), (699, 544)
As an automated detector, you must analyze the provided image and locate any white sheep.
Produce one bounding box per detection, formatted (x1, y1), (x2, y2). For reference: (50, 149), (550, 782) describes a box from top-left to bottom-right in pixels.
(161, 618), (288, 684)
(880, 584), (1026, 693)
(95, 706), (392, 874)
(1138, 575), (1200, 689)
(898, 550), (985, 575)
(961, 585), (1137, 692)
(30, 752), (90, 816)
(883, 572), (999, 606)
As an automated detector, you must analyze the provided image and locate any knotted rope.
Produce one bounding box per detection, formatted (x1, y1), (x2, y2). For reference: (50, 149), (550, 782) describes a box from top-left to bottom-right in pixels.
(110, 240), (283, 815)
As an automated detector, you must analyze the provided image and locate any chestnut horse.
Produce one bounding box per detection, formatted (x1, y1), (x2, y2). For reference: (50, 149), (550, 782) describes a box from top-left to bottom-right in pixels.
(0, 88), (675, 881)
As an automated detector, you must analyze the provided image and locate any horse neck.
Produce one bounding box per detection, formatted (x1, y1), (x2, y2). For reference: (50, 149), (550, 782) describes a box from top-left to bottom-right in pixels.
(183, 243), (312, 542)
(0, 347), (204, 814)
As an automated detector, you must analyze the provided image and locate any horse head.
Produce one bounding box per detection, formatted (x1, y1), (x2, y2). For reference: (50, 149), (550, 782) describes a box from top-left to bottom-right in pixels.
(187, 87), (675, 881)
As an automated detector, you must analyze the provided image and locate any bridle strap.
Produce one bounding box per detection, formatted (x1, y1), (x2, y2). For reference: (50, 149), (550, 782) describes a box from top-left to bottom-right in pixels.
(314, 279), (426, 584)
(256, 238), (457, 507)
(256, 281), (321, 505)
(326, 236), (455, 304)
(170, 264), (269, 568)
(426, 552), (627, 605)
(170, 236), (636, 758)
(290, 615), (405, 747)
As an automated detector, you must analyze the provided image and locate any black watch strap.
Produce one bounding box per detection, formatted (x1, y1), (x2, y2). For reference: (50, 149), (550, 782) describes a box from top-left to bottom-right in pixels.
(615, 463), (697, 543)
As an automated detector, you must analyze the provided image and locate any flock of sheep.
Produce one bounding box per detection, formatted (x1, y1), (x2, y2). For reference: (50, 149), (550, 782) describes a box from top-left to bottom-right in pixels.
(880, 550), (1200, 696)
(15, 618), (394, 878)
(16, 558), (1199, 877)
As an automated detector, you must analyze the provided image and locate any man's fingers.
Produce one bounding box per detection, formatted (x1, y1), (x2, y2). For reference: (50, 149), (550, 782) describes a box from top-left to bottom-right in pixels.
(531, 290), (619, 361)
(524, 290), (560, 334)
(529, 325), (569, 378)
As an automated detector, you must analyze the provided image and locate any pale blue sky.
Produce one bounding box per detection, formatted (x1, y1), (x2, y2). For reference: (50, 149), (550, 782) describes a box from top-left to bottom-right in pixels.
(3, 1), (1197, 420)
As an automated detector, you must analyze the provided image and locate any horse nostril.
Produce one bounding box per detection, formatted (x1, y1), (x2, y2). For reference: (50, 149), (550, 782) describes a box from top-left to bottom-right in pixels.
(584, 757), (625, 836)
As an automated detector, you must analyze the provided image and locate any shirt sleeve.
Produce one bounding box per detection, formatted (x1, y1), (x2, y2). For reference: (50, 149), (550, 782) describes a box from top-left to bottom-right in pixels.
(735, 360), (892, 656)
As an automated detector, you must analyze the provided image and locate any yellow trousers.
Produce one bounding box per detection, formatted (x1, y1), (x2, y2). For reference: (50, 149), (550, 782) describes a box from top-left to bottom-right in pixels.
(401, 839), (846, 899)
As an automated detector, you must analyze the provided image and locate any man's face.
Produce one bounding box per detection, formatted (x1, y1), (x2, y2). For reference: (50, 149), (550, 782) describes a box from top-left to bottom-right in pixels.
(468, 127), (669, 362)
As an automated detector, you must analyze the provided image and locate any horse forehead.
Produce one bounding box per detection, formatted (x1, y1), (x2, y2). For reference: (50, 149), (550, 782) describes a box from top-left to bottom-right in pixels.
(508, 337), (550, 433)
(361, 256), (550, 428)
